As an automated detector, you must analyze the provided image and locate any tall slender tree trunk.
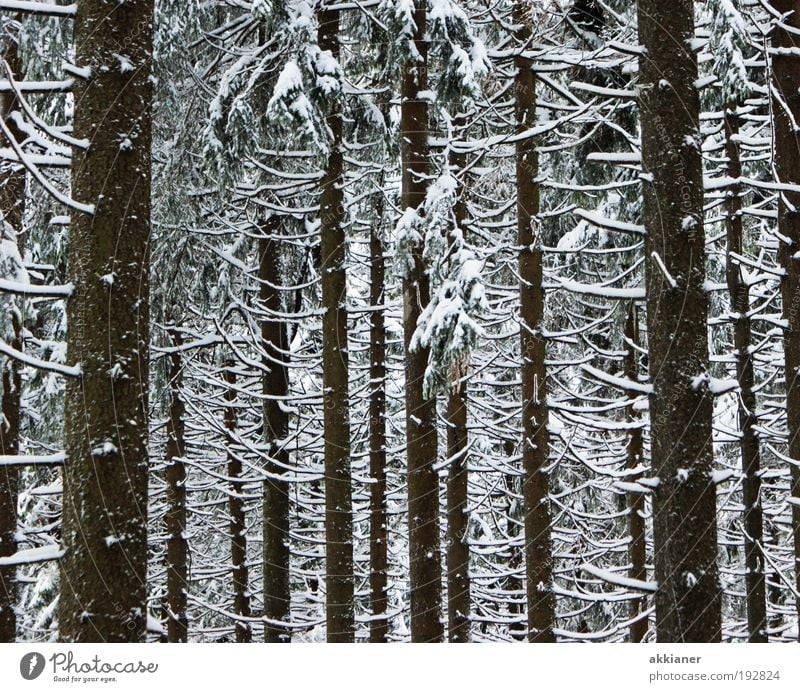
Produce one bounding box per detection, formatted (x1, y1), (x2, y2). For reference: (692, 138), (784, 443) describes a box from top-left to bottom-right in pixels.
(60, 0), (154, 642)
(637, 0), (721, 642)
(723, 107), (767, 642)
(769, 0), (800, 637)
(401, 0), (443, 643)
(165, 328), (188, 642)
(224, 365), (250, 642)
(317, 4), (354, 643)
(624, 305), (647, 643)
(260, 218), (291, 642)
(446, 123), (470, 642)
(369, 183), (388, 643)
(0, 30), (25, 644)
(513, 1), (556, 643)
(504, 467), (526, 641)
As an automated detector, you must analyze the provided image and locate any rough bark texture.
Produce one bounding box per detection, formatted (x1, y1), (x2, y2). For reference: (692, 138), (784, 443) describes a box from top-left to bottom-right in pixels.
(401, 0), (443, 643)
(224, 365), (250, 642)
(60, 0), (154, 642)
(317, 5), (354, 643)
(513, 1), (556, 643)
(723, 108), (767, 642)
(769, 0), (800, 638)
(369, 185), (388, 643)
(259, 219), (291, 642)
(624, 305), (647, 643)
(637, 0), (721, 642)
(446, 129), (470, 643)
(165, 329), (188, 642)
(0, 30), (24, 644)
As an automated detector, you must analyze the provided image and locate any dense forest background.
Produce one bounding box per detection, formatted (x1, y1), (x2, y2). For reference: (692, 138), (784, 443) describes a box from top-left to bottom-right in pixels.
(1, 0), (800, 644)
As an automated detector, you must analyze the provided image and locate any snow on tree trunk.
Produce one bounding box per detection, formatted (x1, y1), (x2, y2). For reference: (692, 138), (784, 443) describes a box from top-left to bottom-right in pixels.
(400, 0), (444, 643)
(165, 328), (188, 643)
(369, 178), (389, 643)
(723, 107), (767, 643)
(317, 3), (355, 643)
(0, 28), (25, 644)
(637, 0), (721, 643)
(513, 0), (556, 643)
(259, 219), (291, 643)
(59, 0), (154, 642)
(769, 0), (800, 639)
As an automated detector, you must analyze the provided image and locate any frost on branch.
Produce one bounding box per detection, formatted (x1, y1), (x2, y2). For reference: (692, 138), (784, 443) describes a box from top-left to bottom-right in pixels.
(0, 216), (27, 343)
(708, 0), (751, 105)
(408, 173), (486, 396)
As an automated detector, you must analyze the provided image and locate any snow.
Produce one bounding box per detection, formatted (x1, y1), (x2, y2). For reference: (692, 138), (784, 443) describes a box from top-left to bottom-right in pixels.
(0, 452), (65, 467)
(112, 53), (135, 73)
(0, 1), (75, 15)
(651, 252), (677, 288)
(0, 545), (64, 567)
(581, 563), (657, 593)
(557, 278), (646, 300)
(91, 441), (119, 457)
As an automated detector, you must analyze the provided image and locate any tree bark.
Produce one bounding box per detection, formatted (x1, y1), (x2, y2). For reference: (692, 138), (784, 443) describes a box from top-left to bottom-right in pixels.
(723, 107), (767, 642)
(446, 125), (470, 642)
(60, 0), (154, 642)
(513, 1), (556, 643)
(401, 0), (443, 643)
(624, 305), (647, 643)
(165, 328), (188, 642)
(769, 0), (800, 638)
(224, 365), (250, 642)
(259, 218), (291, 642)
(0, 30), (25, 644)
(369, 184), (388, 643)
(637, 0), (721, 642)
(317, 4), (354, 643)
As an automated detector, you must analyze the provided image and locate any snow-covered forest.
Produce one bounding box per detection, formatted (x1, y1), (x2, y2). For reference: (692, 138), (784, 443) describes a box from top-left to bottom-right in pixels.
(1, 0), (800, 644)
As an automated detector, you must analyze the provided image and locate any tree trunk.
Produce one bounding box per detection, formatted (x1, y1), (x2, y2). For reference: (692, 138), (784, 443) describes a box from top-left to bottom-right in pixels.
(513, 1), (556, 643)
(769, 0), (800, 638)
(60, 0), (154, 642)
(637, 0), (721, 642)
(0, 30), (25, 644)
(165, 329), (188, 642)
(401, 0), (443, 643)
(224, 364), (250, 642)
(259, 218), (291, 642)
(505, 466), (526, 641)
(624, 305), (647, 643)
(446, 125), (470, 643)
(317, 4), (354, 643)
(723, 107), (767, 642)
(369, 184), (388, 643)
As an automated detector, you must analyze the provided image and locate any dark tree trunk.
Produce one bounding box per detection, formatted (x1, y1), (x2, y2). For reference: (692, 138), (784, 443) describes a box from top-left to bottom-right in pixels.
(317, 4), (354, 643)
(223, 365), (250, 642)
(769, 0), (800, 638)
(723, 107), (767, 643)
(637, 0), (721, 642)
(369, 184), (388, 643)
(504, 467), (526, 641)
(165, 329), (188, 642)
(446, 126), (470, 643)
(624, 305), (647, 643)
(401, 0), (443, 643)
(259, 219), (291, 642)
(513, 0), (556, 643)
(0, 30), (25, 644)
(60, 0), (154, 642)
